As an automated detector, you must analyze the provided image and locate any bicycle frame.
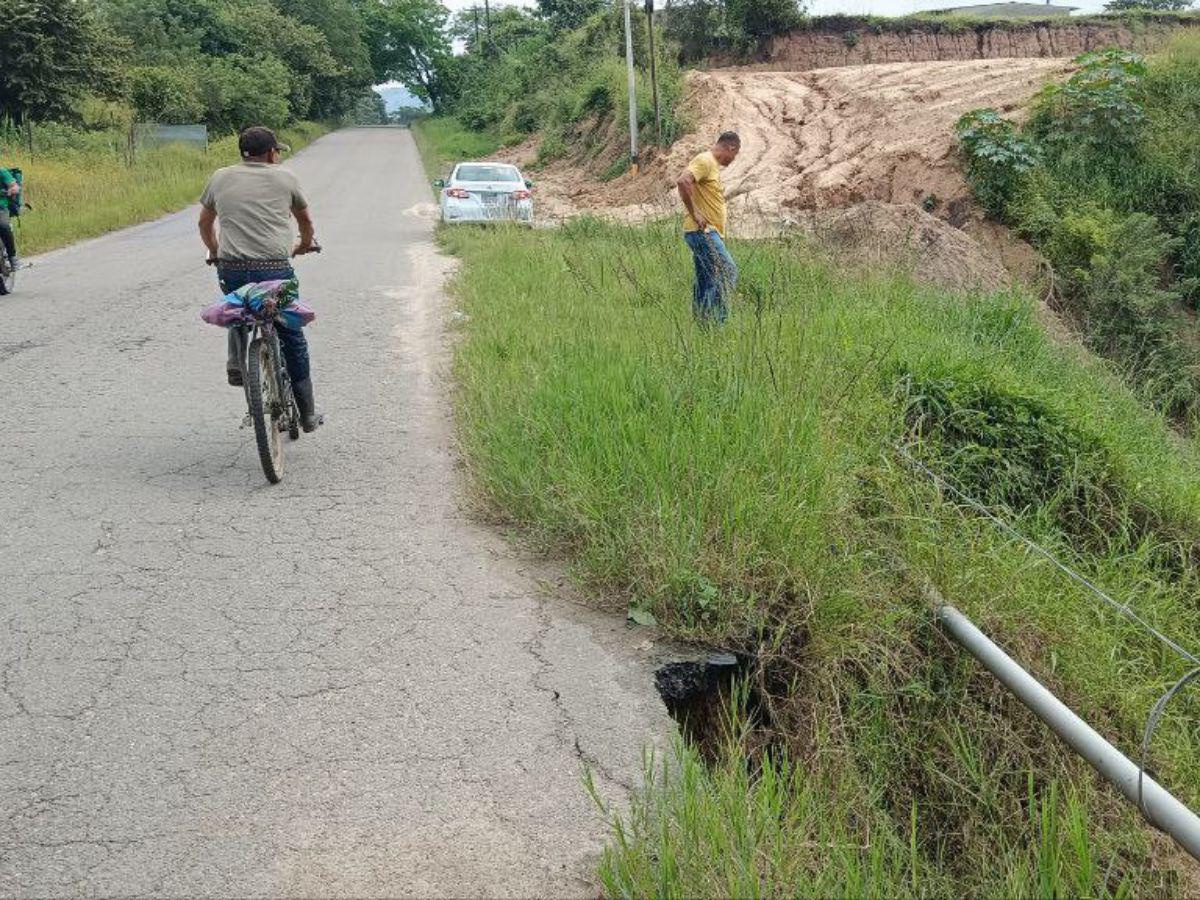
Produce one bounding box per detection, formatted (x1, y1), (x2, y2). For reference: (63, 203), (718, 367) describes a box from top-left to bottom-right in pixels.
(237, 316), (293, 422)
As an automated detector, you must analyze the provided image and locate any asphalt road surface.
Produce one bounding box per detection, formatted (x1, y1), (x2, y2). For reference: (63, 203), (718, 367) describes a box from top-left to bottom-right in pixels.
(0, 128), (674, 897)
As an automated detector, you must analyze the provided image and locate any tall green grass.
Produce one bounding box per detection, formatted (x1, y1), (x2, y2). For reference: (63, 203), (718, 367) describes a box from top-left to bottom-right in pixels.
(2, 121), (327, 256)
(412, 118), (502, 183)
(444, 219), (1200, 895)
(592, 695), (1119, 898)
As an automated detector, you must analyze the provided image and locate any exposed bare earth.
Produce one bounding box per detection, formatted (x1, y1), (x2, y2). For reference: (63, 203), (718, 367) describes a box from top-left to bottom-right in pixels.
(758, 20), (1194, 71)
(511, 58), (1072, 292)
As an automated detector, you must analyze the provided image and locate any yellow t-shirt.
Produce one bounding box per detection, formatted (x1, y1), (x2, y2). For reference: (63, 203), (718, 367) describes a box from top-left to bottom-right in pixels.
(682, 151), (727, 237)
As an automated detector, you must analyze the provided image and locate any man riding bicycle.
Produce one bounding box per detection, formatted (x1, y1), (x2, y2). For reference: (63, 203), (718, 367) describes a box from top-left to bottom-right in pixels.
(198, 126), (322, 432)
(0, 165), (21, 270)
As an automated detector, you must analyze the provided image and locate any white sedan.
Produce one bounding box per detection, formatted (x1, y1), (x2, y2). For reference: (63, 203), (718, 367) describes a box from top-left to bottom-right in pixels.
(437, 162), (534, 225)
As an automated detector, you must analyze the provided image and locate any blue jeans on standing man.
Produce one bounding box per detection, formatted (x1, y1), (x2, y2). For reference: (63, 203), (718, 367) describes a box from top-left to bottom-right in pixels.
(684, 229), (737, 324)
(217, 263), (310, 384)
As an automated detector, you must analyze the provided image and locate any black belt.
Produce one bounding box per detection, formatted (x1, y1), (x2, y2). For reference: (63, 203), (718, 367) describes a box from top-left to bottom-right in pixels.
(215, 258), (291, 271)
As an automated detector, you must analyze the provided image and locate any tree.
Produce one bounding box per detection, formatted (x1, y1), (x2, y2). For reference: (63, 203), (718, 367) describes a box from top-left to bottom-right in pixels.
(1104, 0), (1192, 10)
(347, 89), (388, 124)
(197, 54), (292, 131)
(127, 66), (206, 123)
(726, 0), (803, 36)
(0, 0), (125, 122)
(664, 0), (803, 58)
(357, 0), (455, 111)
(275, 0), (376, 118)
(536, 0), (607, 30)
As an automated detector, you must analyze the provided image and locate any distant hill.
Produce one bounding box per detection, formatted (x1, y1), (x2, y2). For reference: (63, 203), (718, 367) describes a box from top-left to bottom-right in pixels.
(375, 84), (426, 112)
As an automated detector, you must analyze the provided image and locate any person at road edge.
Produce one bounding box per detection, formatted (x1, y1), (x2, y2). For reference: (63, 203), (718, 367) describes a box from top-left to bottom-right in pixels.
(198, 126), (322, 432)
(0, 165), (22, 270)
(677, 132), (741, 324)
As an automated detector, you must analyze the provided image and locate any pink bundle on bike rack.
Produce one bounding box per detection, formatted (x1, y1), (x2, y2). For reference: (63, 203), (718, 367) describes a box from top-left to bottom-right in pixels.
(200, 279), (316, 330)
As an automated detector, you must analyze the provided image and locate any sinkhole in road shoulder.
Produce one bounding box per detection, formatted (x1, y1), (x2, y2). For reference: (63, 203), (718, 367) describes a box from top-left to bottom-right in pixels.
(653, 651), (773, 764)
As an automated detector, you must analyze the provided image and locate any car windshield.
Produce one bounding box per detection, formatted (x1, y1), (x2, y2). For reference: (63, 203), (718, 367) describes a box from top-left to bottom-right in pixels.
(456, 165), (521, 183)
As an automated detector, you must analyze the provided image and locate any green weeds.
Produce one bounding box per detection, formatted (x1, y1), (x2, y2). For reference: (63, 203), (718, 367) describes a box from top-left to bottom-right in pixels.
(411, 118), (502, 182)
(957, 39), (1200, 423)
(4, 121), (327, 256)
(443, 219), (1200, 895)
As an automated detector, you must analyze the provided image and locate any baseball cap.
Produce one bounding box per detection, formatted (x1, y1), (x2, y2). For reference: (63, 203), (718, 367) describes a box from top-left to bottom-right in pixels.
(238, 126), (290, 159)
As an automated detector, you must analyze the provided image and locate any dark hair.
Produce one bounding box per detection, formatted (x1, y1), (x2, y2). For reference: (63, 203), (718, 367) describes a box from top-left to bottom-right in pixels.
(239, 126), (288, 159)
(717, 131), (741, 148)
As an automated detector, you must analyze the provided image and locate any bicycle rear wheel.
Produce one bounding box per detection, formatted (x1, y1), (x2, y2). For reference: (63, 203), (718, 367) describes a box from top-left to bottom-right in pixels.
(0, 256), (13, 296)
(246, 337), (285, 483)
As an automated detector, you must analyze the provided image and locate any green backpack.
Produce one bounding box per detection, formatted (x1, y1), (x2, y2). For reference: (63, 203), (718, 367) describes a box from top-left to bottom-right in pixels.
(6, 167), (23, 216)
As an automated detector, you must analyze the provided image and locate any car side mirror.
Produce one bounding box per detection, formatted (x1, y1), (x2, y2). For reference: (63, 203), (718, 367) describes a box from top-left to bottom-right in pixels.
(433, 179), (446, 189)
(524, 179), (534, 189)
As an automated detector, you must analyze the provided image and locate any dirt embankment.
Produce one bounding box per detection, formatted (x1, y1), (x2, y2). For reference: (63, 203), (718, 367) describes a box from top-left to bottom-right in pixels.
(759, 20), (1195, 70)
(513, 58), (1067, 291)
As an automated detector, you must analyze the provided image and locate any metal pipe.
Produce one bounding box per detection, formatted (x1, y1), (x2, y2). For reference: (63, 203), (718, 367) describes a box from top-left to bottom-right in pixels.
(623, 0), (639, 174)
(936, 603), (1200, 862)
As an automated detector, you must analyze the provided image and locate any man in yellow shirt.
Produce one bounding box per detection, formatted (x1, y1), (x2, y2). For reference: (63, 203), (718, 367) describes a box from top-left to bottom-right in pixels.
(677, 132), (741, 323)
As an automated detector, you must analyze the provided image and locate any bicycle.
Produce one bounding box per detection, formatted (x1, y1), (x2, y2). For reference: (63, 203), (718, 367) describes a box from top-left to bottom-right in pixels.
(0, 253), (13, 296)
(0, 192), (32, 297)
(208, 247), (320, 484)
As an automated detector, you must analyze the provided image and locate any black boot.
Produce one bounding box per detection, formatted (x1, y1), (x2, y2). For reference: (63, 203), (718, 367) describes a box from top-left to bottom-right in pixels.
(292, 378), (322, 432)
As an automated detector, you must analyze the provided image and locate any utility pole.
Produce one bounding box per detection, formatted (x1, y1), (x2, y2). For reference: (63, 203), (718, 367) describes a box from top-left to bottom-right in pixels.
(483, 0), (493, 52)
(473, 4), (480, 49)
(623, 0), (639, 175)
(645, 0), (662, 147)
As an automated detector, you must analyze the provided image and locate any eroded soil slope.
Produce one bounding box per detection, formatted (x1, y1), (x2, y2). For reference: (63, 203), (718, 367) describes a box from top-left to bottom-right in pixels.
(513, 58), (1069, 290)
(531, 58), (1068, 229)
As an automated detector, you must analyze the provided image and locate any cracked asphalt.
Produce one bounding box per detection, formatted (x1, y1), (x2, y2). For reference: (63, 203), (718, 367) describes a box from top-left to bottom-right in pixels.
(0, 128), (675, 897)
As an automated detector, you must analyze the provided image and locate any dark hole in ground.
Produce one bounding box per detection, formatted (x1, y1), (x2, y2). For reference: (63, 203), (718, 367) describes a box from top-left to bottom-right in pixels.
(654, 651), (773, 764)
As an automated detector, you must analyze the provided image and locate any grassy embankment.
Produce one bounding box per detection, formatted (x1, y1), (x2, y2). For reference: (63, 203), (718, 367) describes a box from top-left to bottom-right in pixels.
(1, 121), (327, 256)
(411, 118), (501, 183)
(436, 213), (1200, 895)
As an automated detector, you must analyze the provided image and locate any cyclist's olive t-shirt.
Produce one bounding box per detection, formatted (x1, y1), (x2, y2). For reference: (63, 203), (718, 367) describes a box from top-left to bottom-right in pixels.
(200, 162), (308, 261)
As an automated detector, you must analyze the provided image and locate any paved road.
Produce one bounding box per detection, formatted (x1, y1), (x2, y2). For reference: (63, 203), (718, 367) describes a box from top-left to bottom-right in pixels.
(0, 129), (673, 897)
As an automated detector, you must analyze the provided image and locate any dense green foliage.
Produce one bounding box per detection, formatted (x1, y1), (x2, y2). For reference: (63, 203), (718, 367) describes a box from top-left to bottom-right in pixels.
(536, 0), (605, 30)
(958, 39), (1200, 423)
(442, 217), (1200, 896)
(0, 0), (125, 122)
(1106, 0), (1192, 11)
(665, 0), (803, 60)
(441, 4), (687, 161)
(0, 0), (449, 131)
(359, 0), (454, 110)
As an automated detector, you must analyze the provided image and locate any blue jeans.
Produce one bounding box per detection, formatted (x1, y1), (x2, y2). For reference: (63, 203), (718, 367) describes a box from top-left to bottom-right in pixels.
(684, 230), (737, 324)
(217, 265), (310, 384)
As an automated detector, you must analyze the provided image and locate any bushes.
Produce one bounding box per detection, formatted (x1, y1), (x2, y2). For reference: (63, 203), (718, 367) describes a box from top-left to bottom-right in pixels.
(957, 40), (1200, 423)
(126, 67), (206, 125)
(1031, 49), (1148, 154)
(954, 109), (1038, 218)
(665, 0), (804, 60)
(443, 6), (689, 163)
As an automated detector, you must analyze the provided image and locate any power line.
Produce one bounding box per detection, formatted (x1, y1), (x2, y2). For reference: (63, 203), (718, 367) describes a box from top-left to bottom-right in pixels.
(896, 443), (1200, 667)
